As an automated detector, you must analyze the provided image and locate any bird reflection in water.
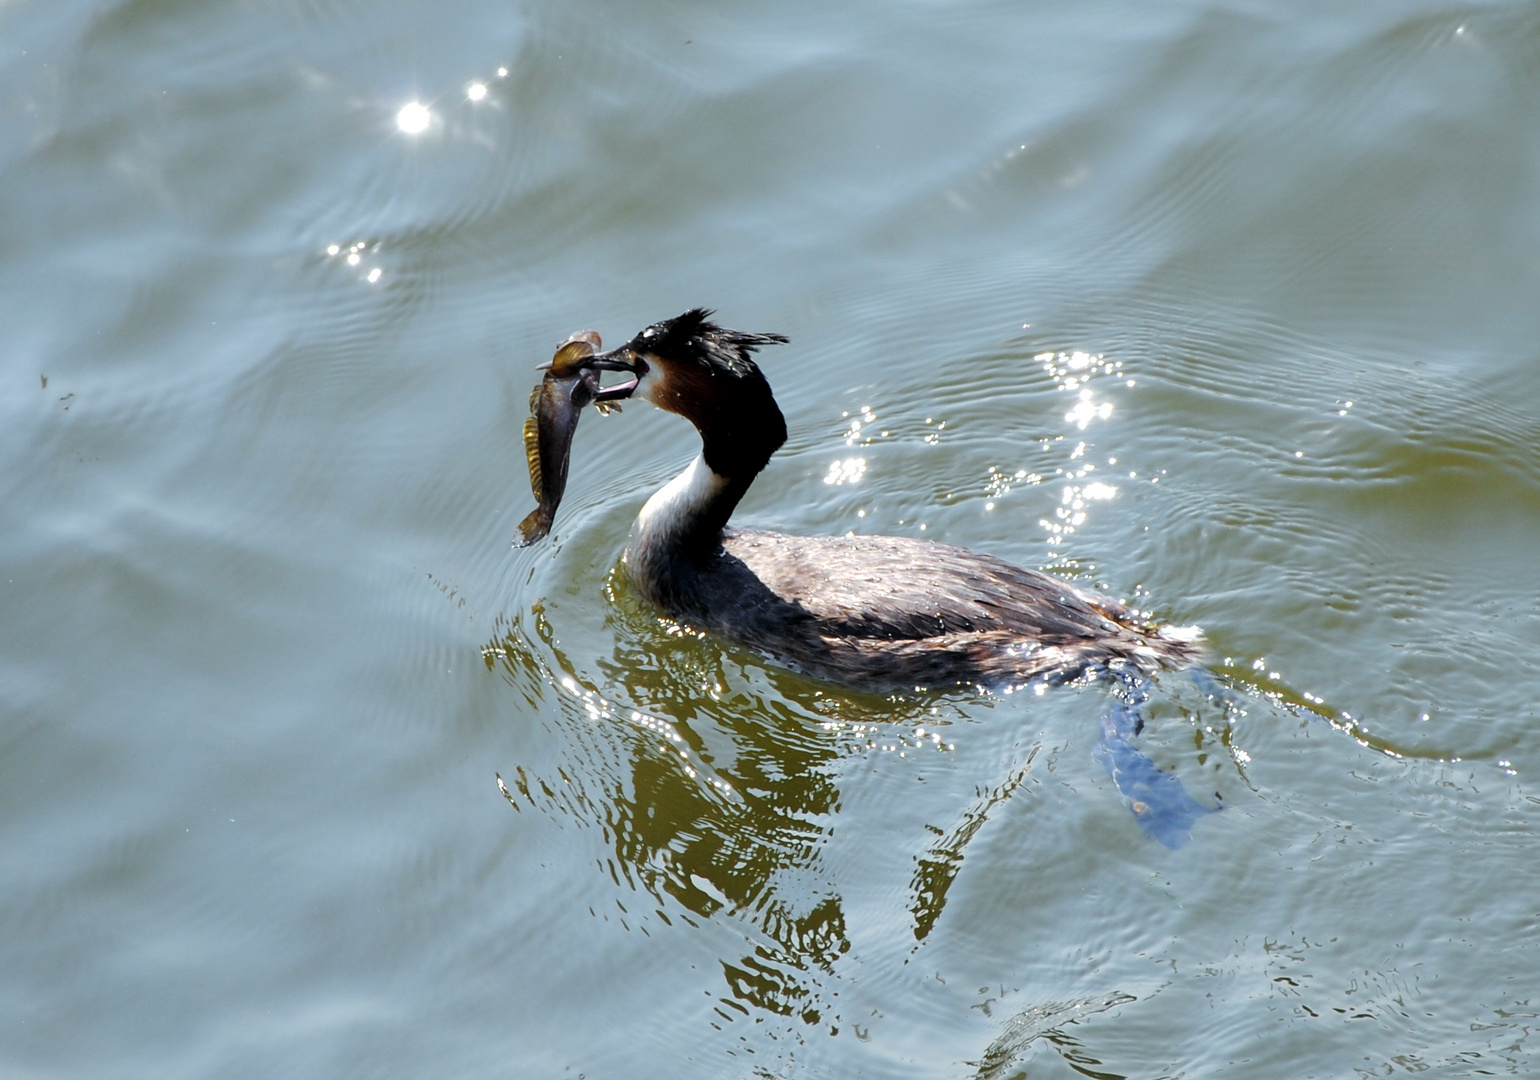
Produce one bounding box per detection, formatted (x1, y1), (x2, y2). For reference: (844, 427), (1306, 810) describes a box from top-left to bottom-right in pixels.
(488, 582), (858, 1025)
(485, 560), (1248, 1032)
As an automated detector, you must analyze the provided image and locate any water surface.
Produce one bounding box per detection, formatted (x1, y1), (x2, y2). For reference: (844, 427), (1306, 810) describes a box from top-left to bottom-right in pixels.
(3, 0), (1539, 1076)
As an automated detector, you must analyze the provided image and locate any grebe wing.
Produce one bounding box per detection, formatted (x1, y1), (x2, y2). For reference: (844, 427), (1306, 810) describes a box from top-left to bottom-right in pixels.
(721, 531), (1132, 643)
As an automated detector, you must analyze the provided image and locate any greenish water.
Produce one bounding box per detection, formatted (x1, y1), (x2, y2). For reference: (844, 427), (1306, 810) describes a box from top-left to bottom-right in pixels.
(3, 1), (1539, 1076)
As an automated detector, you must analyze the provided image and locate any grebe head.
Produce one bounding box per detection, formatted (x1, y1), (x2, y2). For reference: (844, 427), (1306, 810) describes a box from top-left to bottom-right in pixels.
(588, 308), (789, 481)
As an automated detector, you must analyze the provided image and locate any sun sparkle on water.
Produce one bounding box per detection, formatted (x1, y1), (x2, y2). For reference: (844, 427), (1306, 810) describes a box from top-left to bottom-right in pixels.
(395, 101), (431, 134)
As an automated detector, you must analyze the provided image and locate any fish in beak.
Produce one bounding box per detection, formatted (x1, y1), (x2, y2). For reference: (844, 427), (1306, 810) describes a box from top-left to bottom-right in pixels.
(513, 336), (647, 546)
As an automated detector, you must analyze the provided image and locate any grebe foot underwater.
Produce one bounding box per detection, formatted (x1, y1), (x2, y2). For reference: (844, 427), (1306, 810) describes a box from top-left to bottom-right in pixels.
(525, 309), (1218, 846)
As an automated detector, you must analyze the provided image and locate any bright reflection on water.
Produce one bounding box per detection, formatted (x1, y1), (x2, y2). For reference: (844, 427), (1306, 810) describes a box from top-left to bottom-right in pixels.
(395, 101), (431, 134)
(822, 456), (866, 486)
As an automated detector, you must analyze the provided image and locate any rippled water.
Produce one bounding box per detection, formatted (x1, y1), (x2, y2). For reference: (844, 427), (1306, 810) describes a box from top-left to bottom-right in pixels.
(4, 0), (1539, 1076)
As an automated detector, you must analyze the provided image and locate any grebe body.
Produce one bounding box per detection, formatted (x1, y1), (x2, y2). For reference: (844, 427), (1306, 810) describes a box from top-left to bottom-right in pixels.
(583, 309), (1203, 695)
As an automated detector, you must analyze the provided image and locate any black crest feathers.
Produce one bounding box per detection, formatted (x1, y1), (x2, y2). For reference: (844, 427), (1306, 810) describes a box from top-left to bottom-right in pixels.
(629, 308), (788, 377)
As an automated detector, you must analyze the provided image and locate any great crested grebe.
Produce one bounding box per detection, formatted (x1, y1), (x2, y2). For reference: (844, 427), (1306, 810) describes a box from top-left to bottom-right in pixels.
(572, 308), (1206, 697)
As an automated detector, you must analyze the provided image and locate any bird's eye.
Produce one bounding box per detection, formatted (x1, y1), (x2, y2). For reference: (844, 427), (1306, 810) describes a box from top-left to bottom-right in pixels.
(643, 327), (656, 338)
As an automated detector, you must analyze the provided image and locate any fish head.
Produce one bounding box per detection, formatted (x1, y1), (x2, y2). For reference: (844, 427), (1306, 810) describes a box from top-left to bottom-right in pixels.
(542, 330), (603, 376)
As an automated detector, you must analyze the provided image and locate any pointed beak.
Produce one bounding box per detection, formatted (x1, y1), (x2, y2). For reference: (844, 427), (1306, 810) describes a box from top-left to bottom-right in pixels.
(584, 347), (648, 404)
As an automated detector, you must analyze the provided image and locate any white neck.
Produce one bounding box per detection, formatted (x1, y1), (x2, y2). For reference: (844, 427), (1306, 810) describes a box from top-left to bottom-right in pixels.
(624, 454), (733, 605)
(632, 454), (728, 550)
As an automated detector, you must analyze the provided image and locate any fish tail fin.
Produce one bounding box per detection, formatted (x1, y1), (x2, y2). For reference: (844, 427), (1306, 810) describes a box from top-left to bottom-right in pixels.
(514, 506), (552, 547)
